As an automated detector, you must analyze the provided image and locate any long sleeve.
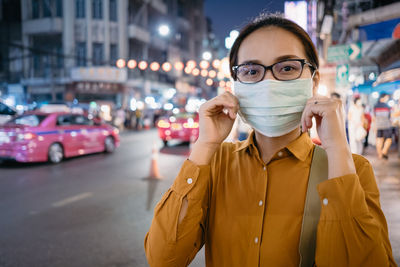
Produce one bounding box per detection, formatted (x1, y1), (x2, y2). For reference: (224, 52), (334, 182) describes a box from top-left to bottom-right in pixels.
(315, 155), (396, 267)
(144, 160), (212, 267)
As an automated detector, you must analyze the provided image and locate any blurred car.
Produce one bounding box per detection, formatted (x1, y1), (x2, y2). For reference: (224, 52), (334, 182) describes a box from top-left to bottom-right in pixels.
(0, 112), (120, 163)
(157, 112), (199, 146)
(0, 101), (17, 125)
(38, 103), (71, 113)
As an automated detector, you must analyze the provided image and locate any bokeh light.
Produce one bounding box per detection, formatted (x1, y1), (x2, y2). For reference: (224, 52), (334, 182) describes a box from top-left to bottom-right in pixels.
(150, 62), (160, 71)
(138, 61), (148, 70)
(127, 59), (137, 69)
(116, 59), (126, 68)
(192, 68), (200, 76)
(162, 62), (172, 72)
(174, 62), (184, 71)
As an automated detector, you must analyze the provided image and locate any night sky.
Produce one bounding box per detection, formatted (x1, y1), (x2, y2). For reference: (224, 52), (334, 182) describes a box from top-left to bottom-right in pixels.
(204, 0), (285, 45)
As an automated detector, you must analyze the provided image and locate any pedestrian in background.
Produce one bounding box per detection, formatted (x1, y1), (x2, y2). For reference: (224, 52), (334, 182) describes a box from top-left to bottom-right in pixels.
(348, 97), (366, 155)
(114, 108), (125, 131)
(145, 14), (396, 266)
(363, 104), (372, 149)
(135, 108), (143, 130)
(393, 99), (400, 127)
(124, 109), (132, 129)
(391, 99), (400, 155)
(373, 92), (392, 159)
(153, 109), (162, 128)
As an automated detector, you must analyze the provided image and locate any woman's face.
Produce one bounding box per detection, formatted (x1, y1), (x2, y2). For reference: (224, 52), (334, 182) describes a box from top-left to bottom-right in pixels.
(237, 27), (319, 92)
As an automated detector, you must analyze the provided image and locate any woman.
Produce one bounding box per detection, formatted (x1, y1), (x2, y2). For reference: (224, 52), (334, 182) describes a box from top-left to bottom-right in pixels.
(145, 14), (396, 267)
(348, 97), (366, 155)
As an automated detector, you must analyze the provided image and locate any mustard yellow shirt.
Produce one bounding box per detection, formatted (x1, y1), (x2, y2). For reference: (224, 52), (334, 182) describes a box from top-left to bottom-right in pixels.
(145, 132), (396, 267)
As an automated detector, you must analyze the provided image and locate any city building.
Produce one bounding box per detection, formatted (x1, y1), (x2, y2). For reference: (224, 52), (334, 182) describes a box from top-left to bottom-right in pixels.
(0, 0), (215, 107)
(126, 0), (209, 99)
(284, 0), (400, 99)
(0, 0), (24, 105)
(317, 0), (400, 98)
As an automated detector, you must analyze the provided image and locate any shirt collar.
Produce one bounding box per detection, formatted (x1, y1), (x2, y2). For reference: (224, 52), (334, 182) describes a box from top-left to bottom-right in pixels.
(233, 130), (314, 162)
(286, 132), (314, 161)
(233, 130), (257, 153)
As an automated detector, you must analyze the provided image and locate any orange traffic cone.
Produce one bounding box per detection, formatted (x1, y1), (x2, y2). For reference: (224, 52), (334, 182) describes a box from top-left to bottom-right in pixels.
(148, 143), (162, 179)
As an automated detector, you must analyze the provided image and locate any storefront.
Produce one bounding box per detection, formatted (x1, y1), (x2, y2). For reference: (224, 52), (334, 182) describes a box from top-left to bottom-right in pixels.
(67, 66), (128, 106)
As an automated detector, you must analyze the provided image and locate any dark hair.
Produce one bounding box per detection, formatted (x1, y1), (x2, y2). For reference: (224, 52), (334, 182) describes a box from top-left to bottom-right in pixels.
(353, 97), (360, 104)
(379, 92), (389, 100)
(330, 92), (341, 99)
(229, 13), (319, 80)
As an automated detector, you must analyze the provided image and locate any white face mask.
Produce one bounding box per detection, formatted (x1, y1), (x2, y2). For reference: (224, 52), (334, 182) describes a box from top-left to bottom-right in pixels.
(233, 78), (313, 137)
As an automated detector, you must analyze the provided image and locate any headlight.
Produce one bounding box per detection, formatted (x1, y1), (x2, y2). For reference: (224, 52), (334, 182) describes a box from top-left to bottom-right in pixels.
(17, 133), (37, 141)
(183, 122), (199, 129)
(157, 120), (170, 128)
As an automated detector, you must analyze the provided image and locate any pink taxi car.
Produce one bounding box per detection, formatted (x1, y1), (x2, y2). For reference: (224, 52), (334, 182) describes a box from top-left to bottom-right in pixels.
(157, 112), (199, 146)
(0, 112), (120, 163)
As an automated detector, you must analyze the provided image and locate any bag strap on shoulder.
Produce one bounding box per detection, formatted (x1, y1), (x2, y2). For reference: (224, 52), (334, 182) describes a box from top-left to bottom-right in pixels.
(299, 145), (328, 267)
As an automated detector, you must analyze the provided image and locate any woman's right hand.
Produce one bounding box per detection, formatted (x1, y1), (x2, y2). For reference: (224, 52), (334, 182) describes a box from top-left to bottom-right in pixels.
(197, 91), (240, 146)
(188, 91), (239, 165)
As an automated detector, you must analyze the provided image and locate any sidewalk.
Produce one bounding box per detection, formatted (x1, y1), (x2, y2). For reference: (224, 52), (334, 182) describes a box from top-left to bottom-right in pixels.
(362, 144), (400, 265)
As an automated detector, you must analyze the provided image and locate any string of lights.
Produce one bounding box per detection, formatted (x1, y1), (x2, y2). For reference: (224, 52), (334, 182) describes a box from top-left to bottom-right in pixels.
(114, 58), (232, 89)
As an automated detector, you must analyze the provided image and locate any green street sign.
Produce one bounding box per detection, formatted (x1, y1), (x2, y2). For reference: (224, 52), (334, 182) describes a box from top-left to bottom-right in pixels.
(336, 64), (349, 86)
(327, 43), (362, 62)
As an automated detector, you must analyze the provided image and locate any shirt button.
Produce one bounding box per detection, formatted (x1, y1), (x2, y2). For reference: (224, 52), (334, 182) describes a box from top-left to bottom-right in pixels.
(263, 166), (266, 171)
(254, 237), (259, 244)
(323, 198), (328, 206)
(258, 200), (263, 206)
(187, 178), (193, 184)
(277, 151), (283, 157)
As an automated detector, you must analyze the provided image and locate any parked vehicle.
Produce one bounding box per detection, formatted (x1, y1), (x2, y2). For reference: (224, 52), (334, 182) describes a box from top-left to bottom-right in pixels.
(0, 101), (17, 125)
(0, 112), (120, 163)
(38, 103), (70, 113)
(156, 112), (199, 146)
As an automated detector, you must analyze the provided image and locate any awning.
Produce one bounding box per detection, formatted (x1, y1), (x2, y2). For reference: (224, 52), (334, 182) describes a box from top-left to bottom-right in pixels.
(352, 81), (374, 94)
(373, 80), (400, 94)
(352, 80), (400, 94)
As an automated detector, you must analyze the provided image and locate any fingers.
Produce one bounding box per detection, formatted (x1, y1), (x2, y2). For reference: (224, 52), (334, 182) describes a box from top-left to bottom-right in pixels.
(201, 91), (239, 120)
(220, 92), (240, 118)
(301, 96), (343, 132)
(301, 104), (315, 132)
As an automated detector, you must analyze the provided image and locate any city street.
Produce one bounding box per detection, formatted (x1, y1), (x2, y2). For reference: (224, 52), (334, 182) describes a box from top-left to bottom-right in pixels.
(0, 130), (399, 266)
(0, 129), (184, 267)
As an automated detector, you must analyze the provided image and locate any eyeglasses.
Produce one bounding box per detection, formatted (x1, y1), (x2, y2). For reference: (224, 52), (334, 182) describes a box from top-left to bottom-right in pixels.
(232, 59), (316, 84)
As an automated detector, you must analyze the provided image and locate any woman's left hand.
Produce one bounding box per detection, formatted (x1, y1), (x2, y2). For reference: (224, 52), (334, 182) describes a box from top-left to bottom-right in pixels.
(301, 96), (348, 152)
(301, 96), (356, 178)
(301, 95), (348, 151)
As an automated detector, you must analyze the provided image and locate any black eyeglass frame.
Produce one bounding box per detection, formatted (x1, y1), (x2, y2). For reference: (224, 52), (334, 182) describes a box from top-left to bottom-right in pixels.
(232, 59), (317, 84)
